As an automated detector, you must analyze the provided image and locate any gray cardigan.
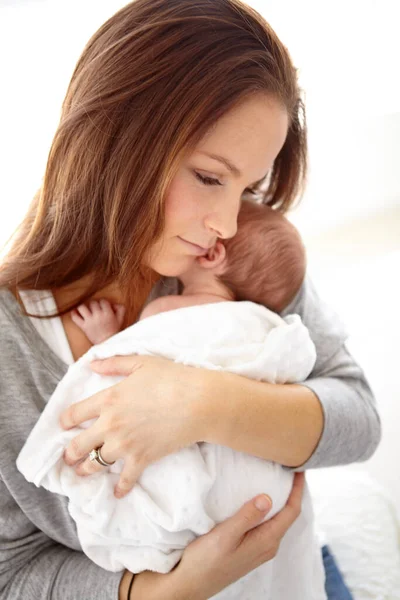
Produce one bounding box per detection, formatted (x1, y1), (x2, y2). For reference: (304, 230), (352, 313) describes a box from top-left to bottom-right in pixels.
(0, 277), (381, 599)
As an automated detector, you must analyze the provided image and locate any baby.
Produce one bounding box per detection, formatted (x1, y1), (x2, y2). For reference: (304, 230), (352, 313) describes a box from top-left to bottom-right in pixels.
(18, 200), (326, 599)
(71, 200), (306, 342)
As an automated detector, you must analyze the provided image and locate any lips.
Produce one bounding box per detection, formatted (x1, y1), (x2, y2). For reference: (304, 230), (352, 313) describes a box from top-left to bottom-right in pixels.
(178, 237), (214, 255)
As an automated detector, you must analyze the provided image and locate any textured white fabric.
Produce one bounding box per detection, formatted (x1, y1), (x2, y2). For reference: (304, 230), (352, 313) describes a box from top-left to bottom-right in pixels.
(17, 300), (326, 599)
(308, 467), (400, 600)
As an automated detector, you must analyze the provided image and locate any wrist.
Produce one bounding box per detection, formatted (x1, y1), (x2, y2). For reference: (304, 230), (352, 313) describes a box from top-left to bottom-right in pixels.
(119, 570), (134, 600)
(187, 365), (222, 445)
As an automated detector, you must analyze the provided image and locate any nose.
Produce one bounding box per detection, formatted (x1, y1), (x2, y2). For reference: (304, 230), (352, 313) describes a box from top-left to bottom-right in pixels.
(204, 202), (239, 240)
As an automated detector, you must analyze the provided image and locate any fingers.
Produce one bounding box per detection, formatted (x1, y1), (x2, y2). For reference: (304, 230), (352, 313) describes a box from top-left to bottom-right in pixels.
(90, 355), (142, 376)
(216, 493), (273, 543)
(73, 451), (140, 498)
(286, 471), (305, 510)
(63, 422), (104, 466)
(113, 303), (126, 326)
(71, 309), (85, 328)
(76, 303), (92, 319)
(114, 456), (140, 498)
(99, 299), (115, 318)
(74, 444), (116, 476)
(257, 472), (305, 539)
(72, 300), (115, 323)
(59, 390), (105, 430)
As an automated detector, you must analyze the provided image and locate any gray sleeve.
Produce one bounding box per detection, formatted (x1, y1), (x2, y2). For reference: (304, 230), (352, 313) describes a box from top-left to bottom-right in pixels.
(0, 477), (123, 599)
(280, 274), (382, 471)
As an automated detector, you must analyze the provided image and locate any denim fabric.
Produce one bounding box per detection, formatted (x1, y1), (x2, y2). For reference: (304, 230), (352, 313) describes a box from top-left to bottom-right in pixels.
(322, 545), (354, 600)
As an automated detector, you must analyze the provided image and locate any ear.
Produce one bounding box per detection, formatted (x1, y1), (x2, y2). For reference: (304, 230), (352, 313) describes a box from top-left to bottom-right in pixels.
(196, 240), (227, 271)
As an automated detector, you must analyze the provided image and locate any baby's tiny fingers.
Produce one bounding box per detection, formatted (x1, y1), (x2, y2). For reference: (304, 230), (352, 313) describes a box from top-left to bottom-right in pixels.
(71, 309), (84, 327)
(90, 300), (102, 315)
(99, 298), (114, 316)
(76, 304), (92, 319)
(114, 304), (126, 324)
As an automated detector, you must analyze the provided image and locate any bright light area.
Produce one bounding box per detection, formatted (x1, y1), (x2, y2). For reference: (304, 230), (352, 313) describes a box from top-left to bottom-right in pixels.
(0, 0), (399, 244)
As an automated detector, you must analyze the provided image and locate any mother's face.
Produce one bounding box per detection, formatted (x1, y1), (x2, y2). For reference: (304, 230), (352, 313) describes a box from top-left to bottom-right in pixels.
(146, 93), (289, 277)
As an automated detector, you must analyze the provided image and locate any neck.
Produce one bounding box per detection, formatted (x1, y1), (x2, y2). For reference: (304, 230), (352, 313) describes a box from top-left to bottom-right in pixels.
(51, 280), (126, 361)
(52, 276), (151, 362)
(181, 279), (234, 302)
(53, 280), (124, 312)
(53, 269), (160, 326)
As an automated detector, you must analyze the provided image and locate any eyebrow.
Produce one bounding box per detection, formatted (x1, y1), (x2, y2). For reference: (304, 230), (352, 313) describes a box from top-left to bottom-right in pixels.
(197, 151), (268, 186)
(198, 151), (242, 177)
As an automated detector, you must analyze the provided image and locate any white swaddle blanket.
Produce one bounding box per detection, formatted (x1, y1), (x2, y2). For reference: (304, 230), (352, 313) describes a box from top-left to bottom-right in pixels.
(17, 300), (327, 599)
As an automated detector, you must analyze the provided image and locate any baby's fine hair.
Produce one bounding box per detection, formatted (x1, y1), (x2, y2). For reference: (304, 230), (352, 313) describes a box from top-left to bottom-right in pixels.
(219, 200), (306, 313)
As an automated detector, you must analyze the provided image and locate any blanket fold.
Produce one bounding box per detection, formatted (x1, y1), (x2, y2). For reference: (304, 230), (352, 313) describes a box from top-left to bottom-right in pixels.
(17, 301), (326, 599)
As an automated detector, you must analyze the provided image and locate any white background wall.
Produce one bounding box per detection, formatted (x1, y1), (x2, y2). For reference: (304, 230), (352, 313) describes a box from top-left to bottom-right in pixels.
(250, 0), (400, 233)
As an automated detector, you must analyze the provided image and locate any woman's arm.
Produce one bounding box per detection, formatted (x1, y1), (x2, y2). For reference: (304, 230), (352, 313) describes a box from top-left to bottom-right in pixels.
(194, 274), (381, 470)
(125, 474), (305, 600)
(0, 469), (304, 600)
(62, 274), (381, 488)
(0, 479), (124, 600)
(195, 372), (323, 468)
(0, 473), (188, 600)
(118, 569), (187, 600)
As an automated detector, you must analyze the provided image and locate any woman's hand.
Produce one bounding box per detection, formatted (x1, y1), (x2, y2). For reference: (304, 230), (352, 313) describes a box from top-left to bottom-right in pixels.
(60, 355), (207, 498)
(166, 473), (305, 600)
(118, 474), (304, 599)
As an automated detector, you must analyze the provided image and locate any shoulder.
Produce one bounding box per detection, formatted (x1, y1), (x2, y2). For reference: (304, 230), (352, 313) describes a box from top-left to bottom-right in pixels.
(139, 293), (217, 319)
(0, 289), (67, 440)
(0, 288), (37, 375)
(280, 274), (346, 329)
(0, 287), (25, 342)
(0, 288), (39, 353)
(0, 287), (67, 383)
(139, 295), (181, 319)
(0, 286), (16, 312)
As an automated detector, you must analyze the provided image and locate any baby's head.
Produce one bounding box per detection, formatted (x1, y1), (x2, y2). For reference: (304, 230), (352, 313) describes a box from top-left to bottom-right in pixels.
(180, 200), (306, 313)
(219, 200), (306, 312)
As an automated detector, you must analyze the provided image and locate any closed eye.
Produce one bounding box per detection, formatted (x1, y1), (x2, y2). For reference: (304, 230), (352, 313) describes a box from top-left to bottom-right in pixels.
(194, 171), (260, 197)
(194, 172), (222, 187)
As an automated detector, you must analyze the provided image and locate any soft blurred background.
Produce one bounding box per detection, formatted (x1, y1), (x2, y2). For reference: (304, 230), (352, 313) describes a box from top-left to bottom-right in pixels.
(1, 0), (399, 520)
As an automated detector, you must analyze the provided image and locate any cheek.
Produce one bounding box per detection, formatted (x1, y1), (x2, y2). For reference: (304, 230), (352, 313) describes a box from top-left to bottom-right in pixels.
(164, 178), (203, 233)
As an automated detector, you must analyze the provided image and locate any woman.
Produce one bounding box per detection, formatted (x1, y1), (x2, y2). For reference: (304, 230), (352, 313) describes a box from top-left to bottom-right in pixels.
(0, 0), (379, 598)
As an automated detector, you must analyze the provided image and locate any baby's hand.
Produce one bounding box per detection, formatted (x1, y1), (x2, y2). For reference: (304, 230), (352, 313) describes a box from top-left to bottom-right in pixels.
(71, 299), (126, 344)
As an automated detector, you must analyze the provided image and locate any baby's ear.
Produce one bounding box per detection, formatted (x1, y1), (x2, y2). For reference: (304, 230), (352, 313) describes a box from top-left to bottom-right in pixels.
(196, 241), (227, 272)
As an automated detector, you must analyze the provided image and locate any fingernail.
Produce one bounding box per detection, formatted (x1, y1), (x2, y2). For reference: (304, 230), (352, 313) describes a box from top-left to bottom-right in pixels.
(114, 487), (123, 498)
(255, 495), (272, 511)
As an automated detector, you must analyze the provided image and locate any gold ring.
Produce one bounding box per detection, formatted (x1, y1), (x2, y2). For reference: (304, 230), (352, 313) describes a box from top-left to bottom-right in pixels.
(88, 446), (115, 467)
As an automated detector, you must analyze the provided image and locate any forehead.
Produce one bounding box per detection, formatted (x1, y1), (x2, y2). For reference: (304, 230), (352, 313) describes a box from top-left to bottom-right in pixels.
(193, 94), (289, 182)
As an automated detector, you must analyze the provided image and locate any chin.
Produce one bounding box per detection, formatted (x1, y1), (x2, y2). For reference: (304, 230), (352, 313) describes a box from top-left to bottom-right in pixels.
(150, 255), (195, 278)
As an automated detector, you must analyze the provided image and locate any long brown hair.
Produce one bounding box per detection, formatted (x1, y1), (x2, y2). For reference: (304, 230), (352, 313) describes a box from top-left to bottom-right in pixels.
(0, 0), (307, 318)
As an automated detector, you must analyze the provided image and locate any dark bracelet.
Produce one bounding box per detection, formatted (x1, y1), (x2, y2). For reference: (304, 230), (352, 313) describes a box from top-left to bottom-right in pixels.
(127, 573), (135, 599)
